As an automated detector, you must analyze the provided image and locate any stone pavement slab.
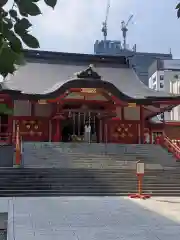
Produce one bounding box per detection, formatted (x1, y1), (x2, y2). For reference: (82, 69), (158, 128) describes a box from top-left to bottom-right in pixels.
(3, 197), (180, 240)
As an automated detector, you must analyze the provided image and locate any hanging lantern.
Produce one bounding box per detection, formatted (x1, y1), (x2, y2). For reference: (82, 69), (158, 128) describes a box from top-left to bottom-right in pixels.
(68, 111), (72, 118)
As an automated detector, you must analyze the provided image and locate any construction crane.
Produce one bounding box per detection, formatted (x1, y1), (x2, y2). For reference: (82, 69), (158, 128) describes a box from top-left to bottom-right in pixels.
(121, 14), (133, 49)
(102, 0), (111, 41)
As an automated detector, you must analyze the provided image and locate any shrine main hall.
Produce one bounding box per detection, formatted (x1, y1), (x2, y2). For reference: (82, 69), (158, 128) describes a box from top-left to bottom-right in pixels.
(0, 50), (180, 144)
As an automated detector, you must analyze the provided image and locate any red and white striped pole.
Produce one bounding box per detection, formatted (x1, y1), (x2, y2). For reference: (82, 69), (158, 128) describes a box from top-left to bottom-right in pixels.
(15, 125), (21, 166)
(129, 161), (151, 199)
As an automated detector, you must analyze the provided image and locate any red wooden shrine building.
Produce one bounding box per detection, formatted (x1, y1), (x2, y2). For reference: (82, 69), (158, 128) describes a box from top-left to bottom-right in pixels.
(1, 50), (180, 146)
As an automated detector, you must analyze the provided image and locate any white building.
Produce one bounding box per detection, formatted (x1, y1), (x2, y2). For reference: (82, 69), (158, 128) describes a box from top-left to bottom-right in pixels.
(148, 59), (180, 121)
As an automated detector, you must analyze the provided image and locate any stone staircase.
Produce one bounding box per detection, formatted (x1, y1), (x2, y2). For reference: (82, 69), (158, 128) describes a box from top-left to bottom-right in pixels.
(22, 142), (176, 168)
(0, 142), (175, 197)
(0, 168), (180, 196)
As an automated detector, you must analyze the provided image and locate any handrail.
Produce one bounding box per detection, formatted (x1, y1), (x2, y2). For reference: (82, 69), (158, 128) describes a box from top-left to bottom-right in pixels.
(159, 135), (180, 160)
(164, 135), (180, 151)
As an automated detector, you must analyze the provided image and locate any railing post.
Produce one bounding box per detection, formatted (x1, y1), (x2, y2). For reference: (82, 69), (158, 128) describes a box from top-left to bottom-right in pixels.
(15, 124), (21, 167)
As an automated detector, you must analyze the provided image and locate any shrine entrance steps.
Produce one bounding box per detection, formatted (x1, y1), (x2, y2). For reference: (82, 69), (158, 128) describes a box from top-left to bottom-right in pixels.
(0, 142), (176, 197)
(22, 142), (176, 168)
(0, 168), (180, 197)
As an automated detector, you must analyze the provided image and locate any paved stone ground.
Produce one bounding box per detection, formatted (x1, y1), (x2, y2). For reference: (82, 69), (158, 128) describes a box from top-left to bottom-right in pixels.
(2, 197), (180, 240)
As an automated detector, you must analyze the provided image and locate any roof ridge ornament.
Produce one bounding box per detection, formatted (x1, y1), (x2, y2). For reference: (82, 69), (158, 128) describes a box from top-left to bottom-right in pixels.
(76, 64), (101, 80)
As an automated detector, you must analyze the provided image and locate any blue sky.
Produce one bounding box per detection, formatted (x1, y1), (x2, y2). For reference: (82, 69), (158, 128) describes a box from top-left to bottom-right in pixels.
(27, 0), (180, 57)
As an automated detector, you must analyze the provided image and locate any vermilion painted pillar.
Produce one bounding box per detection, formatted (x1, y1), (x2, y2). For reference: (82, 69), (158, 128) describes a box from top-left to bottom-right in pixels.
(15, 124), (21, 165)
(99, 119), (102, 143)
(121, 107), (124, 121)
(162, 112), (165, 137)
(31, 101), (35, 116)
(149, 127), (152, 144)
(140, 105), (144, 144)
(59, 119), (62, 141)
(8, 98), (13, 144)
(55, 119), (60, 142)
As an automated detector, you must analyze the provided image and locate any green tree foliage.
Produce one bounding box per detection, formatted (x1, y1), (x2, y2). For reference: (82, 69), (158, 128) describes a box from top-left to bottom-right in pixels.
(0, 0), (57, 78)
(176, 3), (180, 18)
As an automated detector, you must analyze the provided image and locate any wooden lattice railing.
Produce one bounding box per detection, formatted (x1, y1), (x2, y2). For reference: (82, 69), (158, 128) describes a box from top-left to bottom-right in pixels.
(157, 135), (180, 161)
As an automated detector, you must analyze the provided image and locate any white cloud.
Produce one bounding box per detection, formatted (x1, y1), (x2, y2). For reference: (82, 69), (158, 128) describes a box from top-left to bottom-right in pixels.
(30, 0), (131, 53)
(26, 0), (180, 56)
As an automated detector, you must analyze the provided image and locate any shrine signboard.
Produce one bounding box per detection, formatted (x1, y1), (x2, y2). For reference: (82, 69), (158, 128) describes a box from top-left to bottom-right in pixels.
(38, 100), (47, 104)
(80, 88), (97, 94)
(136, 162), (145, 175)
(128, 103), (136, 107)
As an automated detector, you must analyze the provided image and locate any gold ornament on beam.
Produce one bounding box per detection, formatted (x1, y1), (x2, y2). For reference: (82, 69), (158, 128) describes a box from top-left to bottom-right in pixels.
(26, 124), (31, 129)
(128, 103), (136, 107)
(34, 125), (38, 130)
(80, 88), (97, 94)
(121, 133), (125, 138)
(128, 133), (133, 137)
(29, 130), (34, 136)
(117, 127), (121, 132)
(113, 133), (118, 138)
(38, 100), (47, 104)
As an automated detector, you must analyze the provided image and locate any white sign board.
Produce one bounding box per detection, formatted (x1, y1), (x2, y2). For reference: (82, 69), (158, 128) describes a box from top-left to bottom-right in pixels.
(136, 162), (145, 174)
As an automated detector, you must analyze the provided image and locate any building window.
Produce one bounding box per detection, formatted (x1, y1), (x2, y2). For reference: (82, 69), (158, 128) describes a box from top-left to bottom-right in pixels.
(152, 84), (157, 90)
(160, 75), (164, 80)
(174, 74), (179, 79)
(160, 82), (164, 88)
(152, 77), (156, 83)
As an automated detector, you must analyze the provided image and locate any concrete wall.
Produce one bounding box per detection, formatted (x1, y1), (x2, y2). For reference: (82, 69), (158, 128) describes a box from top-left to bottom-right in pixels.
(164, 71), (180, 121)
(149, 70), (180, 121)
(148, 72), (157, 90)
(0, 145), (13, 167)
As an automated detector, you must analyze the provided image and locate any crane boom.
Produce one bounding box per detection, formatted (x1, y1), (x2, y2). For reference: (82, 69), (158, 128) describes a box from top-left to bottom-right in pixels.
(125, 14), (133, 27)
(102, 0), (111, 41)
(105, 0), (110, 23)
(121, 14), (133, 49)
